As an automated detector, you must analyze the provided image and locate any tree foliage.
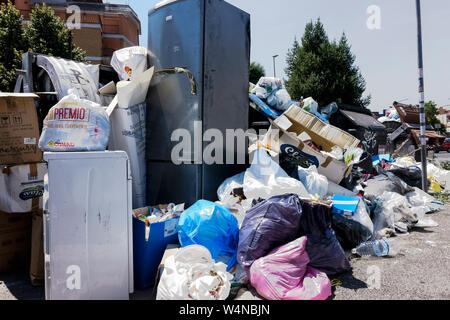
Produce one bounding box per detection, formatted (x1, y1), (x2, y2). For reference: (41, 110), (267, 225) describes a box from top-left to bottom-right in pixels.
(425, 100), (445, 134)
(26, 3), (85, 61)
(249, 62), (266, 84)
(0, 1), (27, 92)
(285, 19), (371, 108)
(0, 1), (85, 92)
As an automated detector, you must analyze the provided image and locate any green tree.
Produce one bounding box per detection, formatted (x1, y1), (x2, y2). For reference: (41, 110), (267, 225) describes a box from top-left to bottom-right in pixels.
(26, 3), (85, 62)
(285, 19), (370, 108)
(0, 1), (27, 92)
(425, 101), (445, 134)
(249, 62), (265, 84)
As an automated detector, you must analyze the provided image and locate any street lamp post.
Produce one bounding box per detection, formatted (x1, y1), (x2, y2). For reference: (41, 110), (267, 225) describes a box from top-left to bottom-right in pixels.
(272, 55), (279, 78)
(415, 0), (427, 191)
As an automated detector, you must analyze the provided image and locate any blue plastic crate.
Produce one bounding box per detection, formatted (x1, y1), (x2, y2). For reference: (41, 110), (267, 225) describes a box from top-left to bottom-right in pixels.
(132, 217), (179, 290)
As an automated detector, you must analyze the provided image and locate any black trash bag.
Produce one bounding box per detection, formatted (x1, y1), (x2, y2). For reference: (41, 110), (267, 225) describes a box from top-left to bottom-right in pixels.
(353, 151), (373, 174)
(387, 166), (430, 190)
(340, 167), (365, 191)
(332, 214), (373, 249)
(363, 167), (414, 201)
(237, 194), (303, 267)
(297, 200), (352, 276)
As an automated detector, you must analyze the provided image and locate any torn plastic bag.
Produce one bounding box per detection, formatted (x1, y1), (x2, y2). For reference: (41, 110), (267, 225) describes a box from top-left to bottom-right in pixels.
(373, 192), (421, 234)
(156, 245), (233, 300)
(111, 46), (148, 81)
(38, 91), (110, 152)
(237, 194), (303, 267)
(298, 200), (352, 275)
(297, 166), (328, 199)
(178, 201), (239, 271)
(243, 149), (311, 200)
(249, 237), (331, 300)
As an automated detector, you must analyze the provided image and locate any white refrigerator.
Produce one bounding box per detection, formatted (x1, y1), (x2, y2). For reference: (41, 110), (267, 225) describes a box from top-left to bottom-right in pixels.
(43, 151), (134, 300)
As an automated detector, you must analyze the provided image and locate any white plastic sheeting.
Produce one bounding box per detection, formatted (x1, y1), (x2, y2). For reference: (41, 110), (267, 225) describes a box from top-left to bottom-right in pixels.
(243, 149), (311, 201)
(156, 245), (233, 300)
(36, 55), (101, 104)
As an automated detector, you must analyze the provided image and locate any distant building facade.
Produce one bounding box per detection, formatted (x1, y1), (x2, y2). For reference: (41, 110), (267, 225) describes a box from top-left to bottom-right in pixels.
(2, 0), (141, 65)
(438, 106), (450, 134)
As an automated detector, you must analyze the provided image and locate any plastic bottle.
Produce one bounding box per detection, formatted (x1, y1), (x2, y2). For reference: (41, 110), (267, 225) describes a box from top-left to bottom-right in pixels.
(352, 239), (396, 257)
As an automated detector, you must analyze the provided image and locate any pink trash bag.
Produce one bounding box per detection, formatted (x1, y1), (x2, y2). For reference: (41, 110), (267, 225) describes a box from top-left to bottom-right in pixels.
(249, 237), (332, 300)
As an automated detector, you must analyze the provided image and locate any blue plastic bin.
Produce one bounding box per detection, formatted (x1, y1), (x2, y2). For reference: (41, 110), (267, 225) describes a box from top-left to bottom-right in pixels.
(132, 216), (180, 290)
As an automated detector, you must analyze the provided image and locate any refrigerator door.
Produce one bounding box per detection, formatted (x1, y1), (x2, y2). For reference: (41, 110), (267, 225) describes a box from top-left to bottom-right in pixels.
(44, 152), (132, 300)
(202, 0), (250, 200)
(147, 0), (250, 206)
(147, 0), (204, 205)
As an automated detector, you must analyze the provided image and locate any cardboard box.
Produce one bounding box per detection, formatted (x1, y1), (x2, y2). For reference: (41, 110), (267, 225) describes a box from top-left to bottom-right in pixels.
(0, 93), (42, 165)
(0, 163), (47, 213)
(0, 211), (32, 272)
(0, 212), (32, 272)
(30, 210), (44, 286)
(252, 125), (353, 184)
(278, 106), (360, 153)
(0, 210), (32, 232)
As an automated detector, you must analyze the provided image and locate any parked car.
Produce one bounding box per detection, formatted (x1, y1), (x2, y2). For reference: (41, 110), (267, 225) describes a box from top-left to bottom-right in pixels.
(437, 138), (450, 152)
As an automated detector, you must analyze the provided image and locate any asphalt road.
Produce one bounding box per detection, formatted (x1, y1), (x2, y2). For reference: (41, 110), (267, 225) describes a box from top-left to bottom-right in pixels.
(2, 207), (450, 301)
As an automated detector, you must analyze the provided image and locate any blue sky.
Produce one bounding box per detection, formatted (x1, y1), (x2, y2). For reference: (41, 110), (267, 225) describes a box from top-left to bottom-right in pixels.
(127, 0), (450, 112)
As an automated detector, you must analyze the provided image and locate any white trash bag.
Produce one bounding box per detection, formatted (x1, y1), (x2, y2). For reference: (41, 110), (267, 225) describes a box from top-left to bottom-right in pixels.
(38, 91), (110, 152)
(251, 77), (283, 99)
(243, 149), (311, 200)
(157, 245), (233, 300)
(111, 46), (149, 81)
(297, 166), (328, 199)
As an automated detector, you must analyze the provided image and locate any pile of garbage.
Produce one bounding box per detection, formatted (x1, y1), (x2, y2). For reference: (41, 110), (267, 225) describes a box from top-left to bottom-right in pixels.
(155, 77), (448, 301)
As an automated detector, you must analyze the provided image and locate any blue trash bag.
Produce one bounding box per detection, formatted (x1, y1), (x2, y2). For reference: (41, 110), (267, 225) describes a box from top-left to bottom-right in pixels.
(178, 200), (239, 271)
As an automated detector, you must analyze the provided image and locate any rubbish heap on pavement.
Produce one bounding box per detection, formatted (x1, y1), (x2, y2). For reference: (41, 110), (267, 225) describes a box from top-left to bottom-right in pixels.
(2, 50), (450, 300)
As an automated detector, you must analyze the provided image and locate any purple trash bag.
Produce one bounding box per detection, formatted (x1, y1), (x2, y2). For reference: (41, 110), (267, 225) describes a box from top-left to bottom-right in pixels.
(237, 194), (303, 267)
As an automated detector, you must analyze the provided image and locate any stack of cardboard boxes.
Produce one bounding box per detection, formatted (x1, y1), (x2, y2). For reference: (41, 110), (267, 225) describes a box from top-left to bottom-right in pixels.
(0, 93), (46, 286)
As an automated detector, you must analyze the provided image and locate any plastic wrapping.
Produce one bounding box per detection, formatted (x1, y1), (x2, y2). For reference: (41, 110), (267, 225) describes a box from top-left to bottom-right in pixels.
(302, 97), (319, 114)
(178, 200), (239, 270)
(217, 172), (245, 203)
(266, 89), (292, 112)
(373, 192), (421, 234)
(363, 170), (414, 201)
(298, 200), (352, 275)
(38, 92), (110, 152)
(333, 197), (374, 247)
(111, 46), (149, 81)
(156, 245), (233, 300)
(297, 166), (328, 199)
(243, 149), (311, 200)
(320, 102), (338, 120)
(249, 237), (331, 300)
(251, 77), (282, 99)
(237, 194), (303, 267)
